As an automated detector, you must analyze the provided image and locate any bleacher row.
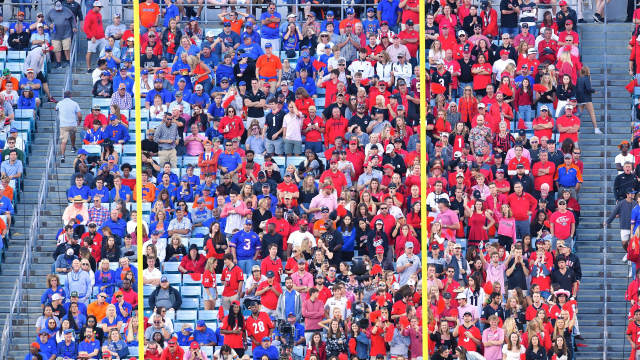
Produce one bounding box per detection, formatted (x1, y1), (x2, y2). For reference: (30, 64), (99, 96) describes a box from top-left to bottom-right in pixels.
(0, 49), (37, 265)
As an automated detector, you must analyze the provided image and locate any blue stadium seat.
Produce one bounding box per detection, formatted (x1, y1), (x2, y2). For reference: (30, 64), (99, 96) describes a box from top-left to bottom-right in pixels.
(198, 310), (216, 321)
(176, 310), (197, 321)
(163, 262), (180, 273)
(181, 285), (201, 297)
(181, 297), (200, 309)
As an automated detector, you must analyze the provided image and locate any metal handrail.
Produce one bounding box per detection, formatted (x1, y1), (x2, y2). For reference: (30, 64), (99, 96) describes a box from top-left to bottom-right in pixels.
(62, 33), (78, 97)
(602, 9), (609, 360)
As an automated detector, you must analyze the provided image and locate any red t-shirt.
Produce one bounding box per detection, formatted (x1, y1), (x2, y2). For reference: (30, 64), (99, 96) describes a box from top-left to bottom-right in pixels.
(245, 312), (274, 347)
(550, 210), (575, 240)
(221, 265), (244, 297)
(302, 116), (324, 142)
(257, 280), (282, 310)
(532, 161), (555, 191)
(221, 316), (244, 348)
(324, 116), (348, 148)
(319, 169), (348, 196)
(533, 115), (554, 140)
(556, 115), (580, 143)
(472, 63), (492, 90)
(260, 256), (283, 283)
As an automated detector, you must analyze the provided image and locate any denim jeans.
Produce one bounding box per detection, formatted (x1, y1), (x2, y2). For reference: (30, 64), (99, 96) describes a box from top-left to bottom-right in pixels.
(515, 220), (530, 240)
(238, 259), (256, 275)
(518, 105), (534, 128)
(305, 141), (323, 153)
(501, 27), (520, 38)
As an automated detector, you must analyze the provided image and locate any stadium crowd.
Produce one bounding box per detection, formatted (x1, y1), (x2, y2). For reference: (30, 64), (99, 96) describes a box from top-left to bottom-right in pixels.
(423, 0), (596, 359)
(28, 1), (140, 360)
(135, 0), (421, 360)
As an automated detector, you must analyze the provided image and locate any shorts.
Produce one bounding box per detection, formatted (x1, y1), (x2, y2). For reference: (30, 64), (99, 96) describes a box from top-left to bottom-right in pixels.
(87, 37), (107, 54)
(283, 139), (302, 154)
(265, 138), (284, 155)
(36, 71), (47, 84)
(259, 75), (278, 82)
(51, 38), (71, 52)
(59, 126), (76, 142)
(202, 286), (216, 300)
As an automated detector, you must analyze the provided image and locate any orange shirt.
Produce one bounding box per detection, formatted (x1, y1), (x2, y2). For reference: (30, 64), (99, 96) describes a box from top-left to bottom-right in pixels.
(222, 17), (244, 35)
(87, 301), (109, 322)
(2, 185), (13, 201)
(256, 54), (282, 78)
(0, 77), (18, 92)
(139, 2), (160, 29)
(138, 182), (156, 202)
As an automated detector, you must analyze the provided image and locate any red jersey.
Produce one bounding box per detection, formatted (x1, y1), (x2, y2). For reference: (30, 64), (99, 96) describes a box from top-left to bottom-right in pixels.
(260, 256), (283, 283)
(221, 265), (244, 297)
(245, 312), (275, 348)
(456, 324), (481, 352)
(525, 302), (549, 321)
(627, 321), (640, 360)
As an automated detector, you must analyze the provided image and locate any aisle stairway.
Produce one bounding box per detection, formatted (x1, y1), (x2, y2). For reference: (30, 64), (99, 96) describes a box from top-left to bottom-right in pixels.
(576, 22), (634, 360)
(4, 37), (95, 360)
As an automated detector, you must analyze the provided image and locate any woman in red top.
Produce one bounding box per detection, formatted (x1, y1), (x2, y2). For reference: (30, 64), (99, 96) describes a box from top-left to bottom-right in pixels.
(295, 87), (314, 117)
(306, 334), (326, 360)
(458, 86), (478, 125)
(202, 257), (217, 310)
(465, 200), (494, 249)
(435, 5), (458, 30)
(204, 222), (227, 270)
(471, 54), (492, 97)
(218, 106), (245, 141)
(221, 301), (246, 356)
(178, 244), (207, 274)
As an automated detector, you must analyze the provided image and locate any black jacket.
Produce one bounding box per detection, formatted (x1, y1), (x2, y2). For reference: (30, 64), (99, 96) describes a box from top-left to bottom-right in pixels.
(614, 172), (639, 200)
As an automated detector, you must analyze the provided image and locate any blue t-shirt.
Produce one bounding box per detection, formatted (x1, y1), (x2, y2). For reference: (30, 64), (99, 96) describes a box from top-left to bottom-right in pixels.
(362, 18), (380, 35)
(218, 152), (242, 173)
(110, 186), (132, 202)
(67, 185), (91, 201)
(231, 230), (261, 260)
(377, 0), (400, 25)
(163, 4), (180, 27)
(104, 123), (130, 143)
(56, 341), (77, 359)
(260, 12), (282, 39)
(89, 187), (111, 203)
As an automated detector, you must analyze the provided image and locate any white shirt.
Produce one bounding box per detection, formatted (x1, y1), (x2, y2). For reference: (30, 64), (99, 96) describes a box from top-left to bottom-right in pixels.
(502, 344), (525, 360)
(615, 153), (635, 174)
(325, 296), (349, 319)
(492, 58), (516, 80)
(143, 267), (162, 284)
(392, 62), (412, 85)
(143, 238), (167, 264)
(348, 59), (374, 79)
(287, 230), (316, 249)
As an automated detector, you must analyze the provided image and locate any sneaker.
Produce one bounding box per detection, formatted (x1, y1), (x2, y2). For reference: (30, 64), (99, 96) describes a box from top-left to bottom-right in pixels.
(593, 14), (603, 23)
(48, 97), (57, 103)
(71, 147), (77, 153)
(624, 254), (628, 262)
(578, 18), (586, 23)
(594, 127), (603, 134)
(87, 68), (93, 73)
(60, 155), (65, 163)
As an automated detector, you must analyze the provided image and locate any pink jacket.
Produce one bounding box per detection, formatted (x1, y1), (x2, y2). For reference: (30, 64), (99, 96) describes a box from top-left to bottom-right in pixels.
(302, 297), (325, 331)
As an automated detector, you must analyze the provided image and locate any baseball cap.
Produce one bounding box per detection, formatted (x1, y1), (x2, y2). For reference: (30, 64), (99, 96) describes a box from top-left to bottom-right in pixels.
(54, 1), (63, 9)
(223, 21), (231, 27)
(376, 246), (384, 254)
(252, 265), (261, 272)
(457, 29), (466, 36)
(262, 337), (271, 342)
(197, 320), (206, 327)
(265, 43), (272, 48)
(160, 276), (168, 282)
(93, 0), (103, 7)
(266, 270), (275, 278)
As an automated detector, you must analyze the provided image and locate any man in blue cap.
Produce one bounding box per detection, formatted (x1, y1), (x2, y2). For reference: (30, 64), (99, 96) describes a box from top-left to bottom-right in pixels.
(176, 324), (195, 346)
(217, 21), (241, 54)
(145, 78), (174, 108)
(34, 330), (56, 360)
(362, 7), (380, 34)
(238, 34), (263, 60)
(321, 10), (340, 34)
(103, 113), (130, 144)
(253, 336), (279, 360)
(193, 320), (218, 346)
(112, 64), (134, 95)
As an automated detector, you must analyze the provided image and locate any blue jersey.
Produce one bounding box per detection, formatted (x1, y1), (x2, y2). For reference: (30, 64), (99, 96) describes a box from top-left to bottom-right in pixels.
(56, 341), (77, 359)
(89, 187), (111, 203)
(230, 230), (261, 260)
(84, 127), (105, 144)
